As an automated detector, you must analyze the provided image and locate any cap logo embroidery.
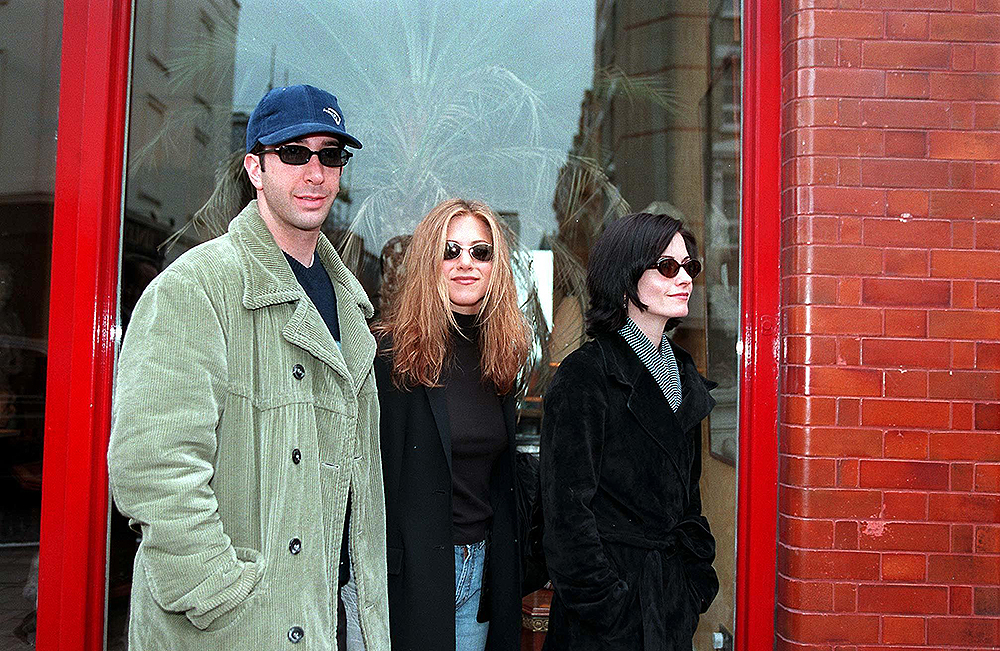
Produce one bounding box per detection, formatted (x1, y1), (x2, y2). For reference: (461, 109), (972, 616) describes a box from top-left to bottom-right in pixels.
(323, 106), (342, 125)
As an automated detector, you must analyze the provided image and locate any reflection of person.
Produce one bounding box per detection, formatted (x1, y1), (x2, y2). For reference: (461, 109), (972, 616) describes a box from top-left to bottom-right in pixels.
(108, 84), (390, 649)
(540, 213), (719, 650)
(376, 234), (412, 316)
(370, 199), (530, 651)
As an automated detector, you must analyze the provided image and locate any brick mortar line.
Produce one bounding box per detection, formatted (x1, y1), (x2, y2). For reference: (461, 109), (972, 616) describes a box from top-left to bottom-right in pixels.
(781, 38), (1000, 46)
(780, 38), (1000, 45)
(774, 576), (997, 587)
(775, 634), (997, 650)
(776, 511), (1000, 521)
(774, 605), (1000, 618)
(777, 485), (1000, 498)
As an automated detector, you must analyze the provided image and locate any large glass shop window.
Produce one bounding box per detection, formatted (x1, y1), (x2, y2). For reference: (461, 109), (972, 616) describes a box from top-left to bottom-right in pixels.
(0, 1), (62, 647)
(113, 1), (742, 649)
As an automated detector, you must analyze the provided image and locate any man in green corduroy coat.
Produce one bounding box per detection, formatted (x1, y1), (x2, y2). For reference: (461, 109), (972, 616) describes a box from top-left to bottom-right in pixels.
(108, 85), (390, 650)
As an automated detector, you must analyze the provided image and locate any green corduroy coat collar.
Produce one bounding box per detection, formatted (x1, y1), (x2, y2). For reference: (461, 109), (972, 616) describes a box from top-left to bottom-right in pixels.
(228, 200), (376, 389)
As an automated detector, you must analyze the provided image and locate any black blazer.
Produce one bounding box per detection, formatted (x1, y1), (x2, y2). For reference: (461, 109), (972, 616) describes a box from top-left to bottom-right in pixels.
(374, 345), (522, 651)
(539, 333), (718, 651)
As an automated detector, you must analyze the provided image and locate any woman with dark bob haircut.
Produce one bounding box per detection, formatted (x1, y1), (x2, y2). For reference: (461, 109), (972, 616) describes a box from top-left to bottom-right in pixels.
(540, 213), (719, 650)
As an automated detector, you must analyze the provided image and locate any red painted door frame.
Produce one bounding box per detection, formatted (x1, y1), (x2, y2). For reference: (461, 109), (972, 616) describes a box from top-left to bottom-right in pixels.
(33, 1), (781, 649)
(36, 1), (132, 650)
(736, 0), (782, 648)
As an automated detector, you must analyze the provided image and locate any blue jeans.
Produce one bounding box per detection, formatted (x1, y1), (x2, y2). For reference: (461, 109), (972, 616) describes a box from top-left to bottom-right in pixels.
(343, 542), (489, 651)
(455, 540), (489, 651)
(340, 560), (365, 651)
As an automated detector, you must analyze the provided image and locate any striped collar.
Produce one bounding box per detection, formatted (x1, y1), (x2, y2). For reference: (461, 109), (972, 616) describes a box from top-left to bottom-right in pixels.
(617, 317), (682, 411)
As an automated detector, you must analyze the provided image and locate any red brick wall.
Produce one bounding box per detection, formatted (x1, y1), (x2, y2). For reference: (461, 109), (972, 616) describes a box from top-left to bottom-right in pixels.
(778, 1), (1000, 648)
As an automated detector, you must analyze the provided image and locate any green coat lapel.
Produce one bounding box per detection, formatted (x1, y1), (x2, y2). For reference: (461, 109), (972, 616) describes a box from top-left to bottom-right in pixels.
(229, 201), (375, 389)
(317, 232), (376, 388)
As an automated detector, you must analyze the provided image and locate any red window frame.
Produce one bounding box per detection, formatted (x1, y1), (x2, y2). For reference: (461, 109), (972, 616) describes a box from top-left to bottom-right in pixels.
(36, 1), (131, 649)
(736, 0), (782, 645)
(35, 1), (781, 649)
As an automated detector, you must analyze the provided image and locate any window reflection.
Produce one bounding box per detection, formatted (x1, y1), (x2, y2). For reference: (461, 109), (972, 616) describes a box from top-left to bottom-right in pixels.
(114, 1), (741, 648)
(0, 0), (63, 646)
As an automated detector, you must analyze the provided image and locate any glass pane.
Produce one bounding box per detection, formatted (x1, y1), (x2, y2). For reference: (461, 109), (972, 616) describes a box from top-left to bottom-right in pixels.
(698, 1), (742, 648)
(114, 1), (741, 648)
(0, 1), (63, 647)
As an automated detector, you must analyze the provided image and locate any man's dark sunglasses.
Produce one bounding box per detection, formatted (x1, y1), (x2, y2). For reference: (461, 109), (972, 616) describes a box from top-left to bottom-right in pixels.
(260, 144), (352, 168)
(651, 257), (702, 279)
(444, 241), (493, 262)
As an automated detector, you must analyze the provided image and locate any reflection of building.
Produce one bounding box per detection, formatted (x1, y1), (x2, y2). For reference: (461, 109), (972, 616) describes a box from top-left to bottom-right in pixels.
(0, 0), (62, 206)
(550, 3), (740, 648)
(0, 0), (63, 548)
(550, 0), (718, 358)
(701, 0), (741, 486)
(549, 88), (611, 362)
(596, 0), (714, 341)
(597, 1), (710, 226)
(0, 0), (61, 347)
(554, 0), (742, 363)
(125, 1), (241, 266)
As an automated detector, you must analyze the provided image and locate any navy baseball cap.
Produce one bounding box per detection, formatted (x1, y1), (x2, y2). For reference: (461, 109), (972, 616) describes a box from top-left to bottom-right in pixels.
(246, 84), (362, 152)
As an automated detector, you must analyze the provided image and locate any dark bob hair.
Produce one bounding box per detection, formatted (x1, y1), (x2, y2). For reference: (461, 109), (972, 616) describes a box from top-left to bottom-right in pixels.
(584, 212), (699, 337)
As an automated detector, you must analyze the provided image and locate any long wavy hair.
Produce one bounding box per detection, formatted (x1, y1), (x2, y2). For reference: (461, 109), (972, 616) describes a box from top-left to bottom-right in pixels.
(376, 198), (530, 393)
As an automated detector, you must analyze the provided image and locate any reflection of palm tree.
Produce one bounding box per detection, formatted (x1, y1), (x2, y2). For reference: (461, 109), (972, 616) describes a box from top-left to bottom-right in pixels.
(160, 3), (574, 245)
(155, 1), (687, 395)
(166, 5), (684, 243)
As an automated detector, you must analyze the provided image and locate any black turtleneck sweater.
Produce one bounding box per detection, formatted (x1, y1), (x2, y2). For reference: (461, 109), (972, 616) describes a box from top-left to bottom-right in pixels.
(444, 312), (507, 545)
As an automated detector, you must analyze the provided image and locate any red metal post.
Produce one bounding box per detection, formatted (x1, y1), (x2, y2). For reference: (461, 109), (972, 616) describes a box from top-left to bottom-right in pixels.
(736, 0), (782, 649)
(36, 1), (132, 649)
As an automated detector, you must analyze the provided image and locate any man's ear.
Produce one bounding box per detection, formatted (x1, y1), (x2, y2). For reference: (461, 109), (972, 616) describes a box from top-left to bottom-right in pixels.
(244, 153), (265, 190)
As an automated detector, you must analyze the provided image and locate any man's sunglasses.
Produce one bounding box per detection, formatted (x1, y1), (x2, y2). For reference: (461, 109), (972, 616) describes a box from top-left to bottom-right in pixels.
(444, 241), (493, 262)
(260, 144), (352, 168)
(651, 257), (702, 279)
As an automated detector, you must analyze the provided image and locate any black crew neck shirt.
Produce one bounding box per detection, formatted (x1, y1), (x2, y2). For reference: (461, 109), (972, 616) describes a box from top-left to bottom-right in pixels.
(284, 252), (340, 344)
(444, 312), (507, 544)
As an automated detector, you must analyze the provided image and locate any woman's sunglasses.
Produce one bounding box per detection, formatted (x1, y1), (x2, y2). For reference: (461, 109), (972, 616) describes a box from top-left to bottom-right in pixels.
(260, 144), (352, 168)
(444, 241), (493, 262)
(651, 257), (702, 279)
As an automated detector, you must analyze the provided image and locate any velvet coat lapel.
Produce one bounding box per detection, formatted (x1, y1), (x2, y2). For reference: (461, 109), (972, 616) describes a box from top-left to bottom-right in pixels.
(606, 334), (716, 491)
(606, 334), (716, 446)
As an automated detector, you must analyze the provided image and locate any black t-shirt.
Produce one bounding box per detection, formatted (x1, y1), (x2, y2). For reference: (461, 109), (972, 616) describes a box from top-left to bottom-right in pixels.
(444, 312), (507, 544)
(284, 252), (340, 343)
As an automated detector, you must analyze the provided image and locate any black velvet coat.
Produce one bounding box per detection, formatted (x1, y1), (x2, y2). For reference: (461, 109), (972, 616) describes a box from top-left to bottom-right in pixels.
(374, 346), (522, 651)
(539, 333), (719, 651)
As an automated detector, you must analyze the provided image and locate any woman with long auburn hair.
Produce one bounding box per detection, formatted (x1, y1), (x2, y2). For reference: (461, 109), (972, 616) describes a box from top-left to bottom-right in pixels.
(378, 198), (529, 394)
(367, 198), (530, 651)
